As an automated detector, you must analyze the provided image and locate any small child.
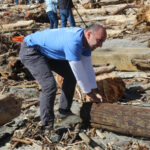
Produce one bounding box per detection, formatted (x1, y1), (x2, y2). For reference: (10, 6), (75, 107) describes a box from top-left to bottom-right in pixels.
(45, 0), (58, 29)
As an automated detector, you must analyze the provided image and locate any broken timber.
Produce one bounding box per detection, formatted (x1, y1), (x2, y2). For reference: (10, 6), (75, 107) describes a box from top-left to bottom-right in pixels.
(92, 47), (150, 71)
(80, 103), (150, 138)
(0, 94), (22, 126)
(56, 72), (125, 103)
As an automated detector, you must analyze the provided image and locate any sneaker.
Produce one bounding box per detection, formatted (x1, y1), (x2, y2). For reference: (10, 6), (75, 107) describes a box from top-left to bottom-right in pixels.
(56, 108), (75, 119)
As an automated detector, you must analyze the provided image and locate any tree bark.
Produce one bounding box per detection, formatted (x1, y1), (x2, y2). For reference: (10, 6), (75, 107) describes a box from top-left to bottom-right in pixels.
(0, 94), (22, 126)
(1, 20), (35, 32)
(80, 103), (150, 138)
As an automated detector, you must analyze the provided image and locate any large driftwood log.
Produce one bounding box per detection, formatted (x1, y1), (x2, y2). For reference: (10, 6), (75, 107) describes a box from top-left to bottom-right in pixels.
(56, 72), (125, 103)
(80, 103), (150, 138)
(75, 15), (135, 25)
(80, 0), (134, 7)
(95, 73), (125, 103)
(1, 20), (35, 32)
(74, 4), (133, 16)
(0, 94), (22, 126)
(92, 47), (150, 71)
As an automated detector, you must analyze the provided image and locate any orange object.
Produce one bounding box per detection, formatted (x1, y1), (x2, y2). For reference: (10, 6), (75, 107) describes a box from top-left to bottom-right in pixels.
(12, 36), (24, 42)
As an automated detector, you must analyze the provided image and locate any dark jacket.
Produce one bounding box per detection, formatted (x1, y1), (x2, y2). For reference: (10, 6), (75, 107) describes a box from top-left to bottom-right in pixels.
(58, 0), (74, 9)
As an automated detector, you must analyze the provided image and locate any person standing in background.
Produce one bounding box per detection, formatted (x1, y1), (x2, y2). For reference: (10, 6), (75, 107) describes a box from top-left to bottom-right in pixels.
(58, 0), (75, 27)
(15, 0), (30, 5)
(45, 0), (58, 29)
(16, 0), (19, 5)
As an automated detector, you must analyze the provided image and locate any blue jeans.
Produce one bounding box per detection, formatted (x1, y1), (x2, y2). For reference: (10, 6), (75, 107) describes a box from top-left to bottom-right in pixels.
(47, 11), (58, 29)
(59, 9), (75, 27)
(16, 0), (30, 5)
(16, 0), (18, 5)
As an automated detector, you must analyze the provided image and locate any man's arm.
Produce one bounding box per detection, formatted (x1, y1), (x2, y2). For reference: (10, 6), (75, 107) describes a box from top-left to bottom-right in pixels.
(81, 55), (102, 102)
(69, 60), (92, 93)
(81, 55), (97, 89)
(69, 57), (103, 102)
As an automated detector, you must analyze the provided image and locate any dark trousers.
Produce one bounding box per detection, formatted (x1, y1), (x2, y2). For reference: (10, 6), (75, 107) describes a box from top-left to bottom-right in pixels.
(59, 9), (75, 27)
(47, 11), (58, 29)
(19, 41), (76, 126)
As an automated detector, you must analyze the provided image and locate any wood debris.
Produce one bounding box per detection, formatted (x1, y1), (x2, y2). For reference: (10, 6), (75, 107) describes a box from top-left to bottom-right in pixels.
(0, 0), (150, 150)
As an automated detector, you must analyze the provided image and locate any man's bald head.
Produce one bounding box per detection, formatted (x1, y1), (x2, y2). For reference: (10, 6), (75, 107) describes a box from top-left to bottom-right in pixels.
(85, 24), (106, 35)
(84, 24), (107, 51)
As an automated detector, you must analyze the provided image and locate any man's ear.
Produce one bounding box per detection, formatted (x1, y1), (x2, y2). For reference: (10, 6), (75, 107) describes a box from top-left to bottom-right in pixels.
(86, 31), (92, 40)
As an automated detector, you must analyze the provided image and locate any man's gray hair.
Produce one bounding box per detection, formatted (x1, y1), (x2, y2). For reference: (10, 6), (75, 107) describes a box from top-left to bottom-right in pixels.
(85, 24), (106, 33)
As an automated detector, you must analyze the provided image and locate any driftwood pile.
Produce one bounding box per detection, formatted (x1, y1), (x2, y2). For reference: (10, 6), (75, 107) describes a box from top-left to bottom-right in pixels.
(0, 0), (150, 149)
(56, 66), (125, 103)
(133, 6), (150, 30)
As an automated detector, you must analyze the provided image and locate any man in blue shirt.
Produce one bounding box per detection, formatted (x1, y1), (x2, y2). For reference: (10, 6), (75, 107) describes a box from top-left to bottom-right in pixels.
(19, 24), (107, 134)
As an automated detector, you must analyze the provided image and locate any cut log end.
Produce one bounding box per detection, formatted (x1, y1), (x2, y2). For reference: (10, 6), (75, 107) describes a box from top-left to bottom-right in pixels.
(0, 94), (22, 126)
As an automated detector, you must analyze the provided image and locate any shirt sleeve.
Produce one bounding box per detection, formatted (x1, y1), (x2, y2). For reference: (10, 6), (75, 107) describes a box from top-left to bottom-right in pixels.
(81, 55), (97, 89)
(69, 56), (97, 93)
(65, 42), (82, 61)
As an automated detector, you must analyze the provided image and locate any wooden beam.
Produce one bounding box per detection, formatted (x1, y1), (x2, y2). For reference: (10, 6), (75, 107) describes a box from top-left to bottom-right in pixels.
(80, 103), (150, 138)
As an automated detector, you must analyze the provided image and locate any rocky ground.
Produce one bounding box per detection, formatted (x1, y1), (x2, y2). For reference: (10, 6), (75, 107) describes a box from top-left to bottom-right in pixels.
(0, 0), (150, 150)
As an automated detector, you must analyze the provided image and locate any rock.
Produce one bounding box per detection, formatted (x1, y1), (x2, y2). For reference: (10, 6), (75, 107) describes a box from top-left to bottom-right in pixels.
(9, 87), (39, 98)
(0, 94), (22, 126)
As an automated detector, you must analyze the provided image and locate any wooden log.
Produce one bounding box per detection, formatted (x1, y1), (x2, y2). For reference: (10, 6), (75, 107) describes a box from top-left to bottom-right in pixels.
(94, 65), (116, 75)
(73, 8), (108, 16)
(80, 103), (150, 138)
(80, 0), (135, 7)
(111, 4), (140, 15)
(56, 72), (125, 103)
(113, 71), (150, 78)
(94, 73), (125, 103)
(131, 58), (150, 71)
(75, 15), (135, 26)
(0, 94), (22, 126)
(92, 47), (150, 71)
(1, 20), (35, 32)
(73, 4), (129, 16)
(24, 8), (49, 23)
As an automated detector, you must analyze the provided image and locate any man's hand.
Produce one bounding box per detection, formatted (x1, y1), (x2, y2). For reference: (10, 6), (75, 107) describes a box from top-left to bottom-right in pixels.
(87, 90), (103, 103)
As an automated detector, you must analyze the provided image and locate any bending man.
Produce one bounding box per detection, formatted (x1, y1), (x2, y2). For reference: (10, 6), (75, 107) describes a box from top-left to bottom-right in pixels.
(19, 24), (107, 130)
